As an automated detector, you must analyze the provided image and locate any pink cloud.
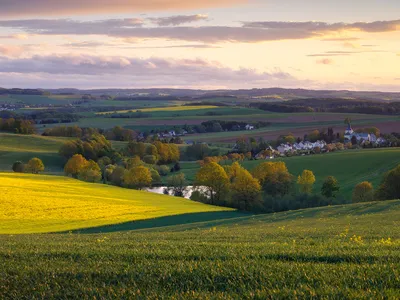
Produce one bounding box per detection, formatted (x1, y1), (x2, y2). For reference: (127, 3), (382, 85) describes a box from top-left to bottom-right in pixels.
(316, 58), (334, 65)
(0, 0), (244, 17)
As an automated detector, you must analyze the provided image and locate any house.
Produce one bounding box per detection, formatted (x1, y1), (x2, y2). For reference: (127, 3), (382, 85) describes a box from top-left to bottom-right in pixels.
(277, 144), (293, 154)
(245, 124), (255, 130)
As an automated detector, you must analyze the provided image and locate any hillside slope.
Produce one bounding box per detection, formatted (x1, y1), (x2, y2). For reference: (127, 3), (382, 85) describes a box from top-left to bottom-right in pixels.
(0, 173), (232, 234)
(0, 200), (399, 298)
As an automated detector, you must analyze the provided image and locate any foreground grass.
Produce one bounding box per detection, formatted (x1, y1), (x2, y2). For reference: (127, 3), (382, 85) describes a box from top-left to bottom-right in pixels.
(0, 200), (399, 298)
(0, 173), (230, 234)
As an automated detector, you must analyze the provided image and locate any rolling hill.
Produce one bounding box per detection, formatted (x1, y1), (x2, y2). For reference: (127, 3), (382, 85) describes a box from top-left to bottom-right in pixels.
(0, 173), (232, 234)
(1, 200), (399, 298)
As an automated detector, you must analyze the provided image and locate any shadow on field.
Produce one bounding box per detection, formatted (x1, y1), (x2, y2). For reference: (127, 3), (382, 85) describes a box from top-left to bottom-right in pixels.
(68, 211), (250, 234)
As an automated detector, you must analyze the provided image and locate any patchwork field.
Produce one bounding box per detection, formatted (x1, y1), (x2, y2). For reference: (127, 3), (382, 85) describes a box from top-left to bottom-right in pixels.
(0, 173), (231, 234)
(97, 105), (219, 114)
(1, 200), (399, 298)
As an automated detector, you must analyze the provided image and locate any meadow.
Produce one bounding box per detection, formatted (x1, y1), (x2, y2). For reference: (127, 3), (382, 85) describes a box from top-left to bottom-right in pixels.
(0, 200), (399, 298)
(0, 173), (231, 234)
(176, 148), (400, 199)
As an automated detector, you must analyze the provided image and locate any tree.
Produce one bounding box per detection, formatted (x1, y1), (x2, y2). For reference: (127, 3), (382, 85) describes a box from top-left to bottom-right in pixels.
(110, 166), (125, 186)
(167, 173), (188, 197)
(321, 176), (340, 198)
(344, 117), (352, 126)
(230, 166), (262, 211)
(143, 155), (157, 165)
(195, 162), (230, 205)
(375, 165), (400, 201)
(297, 170), (316, 194)
(78, 160), (102, 183)
(12, 161), (25, 173)
(150, 168), (162, 186)
(26, 158), (45, 174)
(123, 166), (152, 190)
(64, 154), (88, 178)
(353, 182), (374, 203)
(253, 162), (294, 196)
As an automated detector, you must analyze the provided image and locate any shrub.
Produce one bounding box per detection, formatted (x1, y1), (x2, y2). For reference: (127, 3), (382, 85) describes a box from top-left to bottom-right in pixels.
(157, 165), (170, 176)
(143, 155), (158, 165)
(12, 161), (25, 173)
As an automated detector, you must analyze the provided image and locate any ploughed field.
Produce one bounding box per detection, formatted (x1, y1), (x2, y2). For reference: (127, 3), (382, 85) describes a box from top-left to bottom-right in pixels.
(0, 173), (230, 234)
(0, 200), (399, 298)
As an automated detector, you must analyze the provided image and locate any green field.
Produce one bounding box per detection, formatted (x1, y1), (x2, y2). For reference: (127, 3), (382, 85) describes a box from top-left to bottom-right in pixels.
(1, 200), (399, 298)
(0, 133), (70, 173)
(0, 173), (231, 234)
(177, 148), (400, 199)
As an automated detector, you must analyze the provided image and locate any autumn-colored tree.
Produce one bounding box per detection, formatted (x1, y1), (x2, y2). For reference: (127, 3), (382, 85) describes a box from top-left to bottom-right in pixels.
(308, 130), (320, 142)
(127, 141), (147, 158)
(352, 181), (374, 203)
(26, 158), (45, 174)
(245, 152), (252, 160)
(230, 166), (262, 211)
(375, 164), (400, 201)
(297, 170), (316, 194)
(64, 154), (88, 178)
(252, 161), (294, 196)
(226, 161), (242, 182)
(195, 162), (230, 205)
(78, 160), (102, 183)
(125, 156), (143, 169)
(321, 176), (340, 198)
(123, 166), (152, 190)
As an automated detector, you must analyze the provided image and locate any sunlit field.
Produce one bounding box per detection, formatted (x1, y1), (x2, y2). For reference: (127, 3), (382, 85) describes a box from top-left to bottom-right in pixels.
(0, 173), (230, 234)
(97, 105), (218, 115)
(1, 200), (399, 298)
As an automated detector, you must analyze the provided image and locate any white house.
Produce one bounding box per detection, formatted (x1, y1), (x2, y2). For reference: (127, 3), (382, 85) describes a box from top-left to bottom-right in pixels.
(245, 124), (255, 130)
(277, 144), (293, 154)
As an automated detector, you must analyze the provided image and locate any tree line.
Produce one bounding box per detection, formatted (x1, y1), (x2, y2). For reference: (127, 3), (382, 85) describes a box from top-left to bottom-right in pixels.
(192, 160), (400, 213)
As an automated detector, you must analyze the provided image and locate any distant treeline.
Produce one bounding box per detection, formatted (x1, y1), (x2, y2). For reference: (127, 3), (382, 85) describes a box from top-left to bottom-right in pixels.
(0, 118), (35, 134)
(0, 88), (49, 96)
(200, 120), (270, 132)
(30, 111), (80, 124)
(183, 102), (230, 107)
(44, 125), (137, 141)
(250, 98), (400, 115)
(114, 96), (179, 101)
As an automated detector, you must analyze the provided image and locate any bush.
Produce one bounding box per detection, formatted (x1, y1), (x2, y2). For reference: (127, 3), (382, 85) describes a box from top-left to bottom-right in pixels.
(12, 161), (25, 173)
(157, 165), (170, 176)
(353, 181), (374, 203)
(143, 155), (157, 165)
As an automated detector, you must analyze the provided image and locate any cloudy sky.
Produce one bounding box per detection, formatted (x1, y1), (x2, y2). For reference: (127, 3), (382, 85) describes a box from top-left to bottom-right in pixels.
(0, 0), (399, 91)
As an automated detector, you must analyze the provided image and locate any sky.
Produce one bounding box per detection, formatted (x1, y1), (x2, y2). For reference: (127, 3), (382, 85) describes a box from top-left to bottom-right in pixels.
(0, 0), (399, 91)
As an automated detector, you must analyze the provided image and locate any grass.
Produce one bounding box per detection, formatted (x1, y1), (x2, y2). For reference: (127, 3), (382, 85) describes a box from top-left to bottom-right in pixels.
(176, 148), (400, 199)
(0, 173), (231, 234)
(0, 133), (71, 173)
(0, 200), (399, 298)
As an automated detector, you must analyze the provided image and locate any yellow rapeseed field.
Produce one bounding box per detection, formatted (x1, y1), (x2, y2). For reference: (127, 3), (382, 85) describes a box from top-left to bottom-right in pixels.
(96, 105), (218, 115)
(0, 173), (229, 234)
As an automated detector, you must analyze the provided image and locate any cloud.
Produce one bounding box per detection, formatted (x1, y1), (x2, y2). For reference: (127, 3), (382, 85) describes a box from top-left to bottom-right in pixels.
(0, 54), (296, 88)
(316, 58), (334, 65)
(1, 19), (399, 43)
(242, 20), (400, 33)
(0, 45), (27, 57)
(0, 0), (243, 17)
(148, 14), (209, 26)
(308, 50), (387, 57)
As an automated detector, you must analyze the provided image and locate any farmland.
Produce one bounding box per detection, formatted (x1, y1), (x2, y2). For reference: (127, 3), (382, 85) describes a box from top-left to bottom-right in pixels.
(1, 200), (399, 298)
(0, 173), (231, 234)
